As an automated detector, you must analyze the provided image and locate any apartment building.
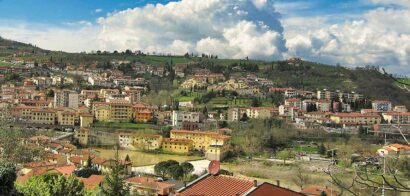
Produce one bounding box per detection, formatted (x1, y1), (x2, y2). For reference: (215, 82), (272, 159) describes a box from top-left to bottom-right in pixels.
(330, 113), (381, 125)
(54, 89), (79, 108)
(162, 138), (193, 154)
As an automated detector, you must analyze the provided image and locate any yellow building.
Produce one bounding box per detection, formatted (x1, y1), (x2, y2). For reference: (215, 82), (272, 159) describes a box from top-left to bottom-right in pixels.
(80, 113), (94, 127)
(170, 129), (230, 152)
(133, 134), (163, 150)
(29, 108), (57, 125)
(110, 103), (133, 122)
(135, 110), (153, 123)
(93, 102), (133, 122)
(94, 103), (111, 122)
(162, 138), (193, 154)
(75, 128), (92, 146)
(330, 113), (381, 125)
(57, 111), (77, 126)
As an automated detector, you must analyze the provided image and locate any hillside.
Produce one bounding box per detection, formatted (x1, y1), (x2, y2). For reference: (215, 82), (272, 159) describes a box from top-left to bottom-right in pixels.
(0, 38), (408, 108)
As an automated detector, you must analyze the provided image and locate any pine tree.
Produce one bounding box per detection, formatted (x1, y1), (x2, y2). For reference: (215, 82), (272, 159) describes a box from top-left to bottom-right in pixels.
(101, 148), (130, 196)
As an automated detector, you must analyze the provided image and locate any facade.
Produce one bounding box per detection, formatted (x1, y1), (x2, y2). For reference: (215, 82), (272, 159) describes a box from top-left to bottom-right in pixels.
(170, 129), (230, 160)
(171, 110), (203, 129)
(372, 100), (392, 112)
(330, 113), (381, 125)
(382, 112), (410, 124)
(80, 113), (93, 127)
(29, 108), (57, 125)
(54, 90), (79, 108)
(162, 138), (193, 154)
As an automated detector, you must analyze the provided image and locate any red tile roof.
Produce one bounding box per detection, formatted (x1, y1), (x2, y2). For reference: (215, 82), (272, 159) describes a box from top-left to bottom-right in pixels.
(54, 165), (76, 176)
(247, 182), (304, 196)
(79, 175), (105, 190)
(177, 174), (254, 196)
(301, 186), (339, 196)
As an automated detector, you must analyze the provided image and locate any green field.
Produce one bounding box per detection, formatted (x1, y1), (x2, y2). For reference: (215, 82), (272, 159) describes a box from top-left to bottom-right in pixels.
(94, 148), (201, 166)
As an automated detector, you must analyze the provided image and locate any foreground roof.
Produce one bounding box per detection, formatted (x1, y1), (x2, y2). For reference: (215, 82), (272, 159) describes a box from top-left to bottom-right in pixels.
(177, 174), (254, 196)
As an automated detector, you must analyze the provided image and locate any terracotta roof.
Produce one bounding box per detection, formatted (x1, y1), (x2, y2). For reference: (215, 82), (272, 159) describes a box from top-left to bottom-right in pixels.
(54, 165), (76, 176)
(171, 130), (231, 140)
(246, 182), (304, 196)
(163, 138), (193, 144)
(79, 175), (104, 190)
(331, 113), (380, 117)
(301, 186), (339, 196)
(177, 174), (254, 196)
(69, 156), (82, 164)
(389, 144), (410, 150)
(30, 135), (50, 141)
(126, 176), (174, 189)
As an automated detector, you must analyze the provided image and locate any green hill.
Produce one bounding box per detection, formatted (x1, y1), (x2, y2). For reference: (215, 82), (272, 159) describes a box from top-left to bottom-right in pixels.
(0, 37), (408, 108)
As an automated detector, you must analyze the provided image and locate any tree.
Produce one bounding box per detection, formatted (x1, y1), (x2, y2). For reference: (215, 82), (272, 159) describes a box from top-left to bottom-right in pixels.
(74, 167), (101, 178)
(277, 149), (294, 165)
(167, 164), (184, 180)
(124, 154), (131, 163)
(318, 143), (327, 155)
(180, 162), (194, 181)
(154, 160), (179, 179)
(0, 161), (18, 195)
(100, 148), (130, 196)
(291, 164), (311, 190)
(17, 173), (84, 196)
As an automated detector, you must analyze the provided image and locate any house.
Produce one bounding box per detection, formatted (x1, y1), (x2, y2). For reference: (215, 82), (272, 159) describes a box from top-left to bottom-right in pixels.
(301, 185), (339, 196)
(127, 176), (175, 196)
(176, 171), (254, 196)
(171, 110), (203, 129)
(244, 182), (305, 196)
(79, 175), (104, 191)
(377, 143), (410, 156)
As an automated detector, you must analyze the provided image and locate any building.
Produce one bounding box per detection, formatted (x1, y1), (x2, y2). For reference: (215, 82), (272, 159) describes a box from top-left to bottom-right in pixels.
(301, 186), (339, 196)
(377, 143), (410, 156)
(133, 134), (163, 150)
(127, 176), (175, 196)
(382, 112), (410, 124)
(135, 110), (153, 123)
(93, 102), (133, 122)
(75, 128), (93, 146)
(170, 129), (230, 160)
(330, 113), (381, 125)
(29, 108), (57, 125)
(162, 138), (193, 154)
(227, 107), (273, 122)
(245, 182), (304, 196)
(176, 172), (254, 196)
(317, 89), (334, 100)
(393, 105), (408, 113)
(171, 110), (203, 129)
(80, 113), (93, 127)
(372, 100), (392, 112)
(54, 90), (79, 108)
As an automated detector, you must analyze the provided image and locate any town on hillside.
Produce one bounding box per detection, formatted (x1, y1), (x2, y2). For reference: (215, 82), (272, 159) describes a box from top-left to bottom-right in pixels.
(0, 51), (409, 195)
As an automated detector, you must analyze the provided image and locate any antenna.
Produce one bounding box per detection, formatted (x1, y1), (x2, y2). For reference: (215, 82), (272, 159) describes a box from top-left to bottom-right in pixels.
(208, 160), (220, 175)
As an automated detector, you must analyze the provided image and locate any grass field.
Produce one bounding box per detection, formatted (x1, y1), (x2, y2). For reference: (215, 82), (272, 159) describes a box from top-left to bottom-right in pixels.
(94, 148), (201, 166)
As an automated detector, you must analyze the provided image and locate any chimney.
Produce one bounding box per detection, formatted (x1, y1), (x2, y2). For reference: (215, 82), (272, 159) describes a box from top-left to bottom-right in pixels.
(253, 180), (258, 187)
(276, 180), (280, 187)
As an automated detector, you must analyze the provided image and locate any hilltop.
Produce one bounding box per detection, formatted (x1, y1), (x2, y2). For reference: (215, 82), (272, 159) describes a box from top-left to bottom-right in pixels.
(0, 37), (408, 108)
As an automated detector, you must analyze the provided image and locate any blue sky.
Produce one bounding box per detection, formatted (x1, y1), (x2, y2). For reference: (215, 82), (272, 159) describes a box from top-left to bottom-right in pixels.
(0, 0), (385, 24)
(0, 0), (409, 75)
(0, 0), (176, 24)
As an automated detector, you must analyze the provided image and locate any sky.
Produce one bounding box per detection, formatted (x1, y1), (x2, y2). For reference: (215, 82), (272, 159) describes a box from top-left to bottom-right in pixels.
(0, 0), (409, 76)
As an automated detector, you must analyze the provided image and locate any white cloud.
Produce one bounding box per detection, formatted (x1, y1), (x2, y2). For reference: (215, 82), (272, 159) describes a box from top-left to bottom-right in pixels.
(94, 8), (103, 13)
(0, 0), (409, 75)
(284, 7), (410, 75)
(95, 0), (286, 59)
